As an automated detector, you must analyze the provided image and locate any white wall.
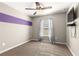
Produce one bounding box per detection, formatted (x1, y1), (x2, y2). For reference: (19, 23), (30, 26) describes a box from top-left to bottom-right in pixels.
(32, 13), (66, 43)
(0, 3), (32, 53)
(32, 17), (41, 40)
(66, 3), (79, 56)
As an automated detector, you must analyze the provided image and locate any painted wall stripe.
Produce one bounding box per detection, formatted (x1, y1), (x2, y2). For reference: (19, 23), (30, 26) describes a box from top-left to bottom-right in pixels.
(0, 13), (32, 26)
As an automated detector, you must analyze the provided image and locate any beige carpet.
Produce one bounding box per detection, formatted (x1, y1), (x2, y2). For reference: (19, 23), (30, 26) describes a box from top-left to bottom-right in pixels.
(0, 40), (72, 56)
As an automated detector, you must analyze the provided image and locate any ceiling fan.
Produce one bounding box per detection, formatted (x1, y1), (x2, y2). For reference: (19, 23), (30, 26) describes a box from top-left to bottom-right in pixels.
(25, 2), (52, 15)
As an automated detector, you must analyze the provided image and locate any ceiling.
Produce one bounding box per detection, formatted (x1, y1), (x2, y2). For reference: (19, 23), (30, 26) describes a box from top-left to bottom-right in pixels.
(3, 2), (73, 17)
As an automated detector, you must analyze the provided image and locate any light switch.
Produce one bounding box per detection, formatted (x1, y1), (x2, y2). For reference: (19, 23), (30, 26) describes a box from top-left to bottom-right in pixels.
(2, 42), (6, 46)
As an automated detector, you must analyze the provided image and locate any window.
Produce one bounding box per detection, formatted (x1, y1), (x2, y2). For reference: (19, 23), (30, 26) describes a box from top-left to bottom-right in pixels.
(40, 19), (52, 37)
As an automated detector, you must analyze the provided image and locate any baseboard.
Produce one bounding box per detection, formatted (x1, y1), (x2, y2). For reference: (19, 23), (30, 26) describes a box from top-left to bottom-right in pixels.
(66, 43), (75, 56)
(55, 42), (75, 56)
(54, 41), (66, 45)
(0, 40), (30, 54)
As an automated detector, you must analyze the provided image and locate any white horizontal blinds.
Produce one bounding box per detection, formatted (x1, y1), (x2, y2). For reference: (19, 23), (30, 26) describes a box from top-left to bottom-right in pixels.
(40, 19), (52, 37)
(43, 20), (49, 28)
(43, 20), (49, 36)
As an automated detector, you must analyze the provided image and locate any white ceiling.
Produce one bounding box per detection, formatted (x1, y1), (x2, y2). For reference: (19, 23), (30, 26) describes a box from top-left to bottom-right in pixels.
(3, 2), (73, 17)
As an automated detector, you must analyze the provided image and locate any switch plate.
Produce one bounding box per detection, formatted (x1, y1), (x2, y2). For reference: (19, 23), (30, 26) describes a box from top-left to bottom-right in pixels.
(2, 42), (6, 46)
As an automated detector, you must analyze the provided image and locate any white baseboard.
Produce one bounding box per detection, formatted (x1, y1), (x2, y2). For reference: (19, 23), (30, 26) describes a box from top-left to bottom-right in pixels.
(55, 42), (75, 56)
(0, 40), (30, 54)
(66, 43), (75, 56)
(54, 41), (66, 45)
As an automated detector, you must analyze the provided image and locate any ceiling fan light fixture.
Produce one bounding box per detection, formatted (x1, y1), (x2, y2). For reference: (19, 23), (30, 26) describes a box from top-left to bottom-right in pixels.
(25, 2), (52, 15)
(25, 2), (52, 10)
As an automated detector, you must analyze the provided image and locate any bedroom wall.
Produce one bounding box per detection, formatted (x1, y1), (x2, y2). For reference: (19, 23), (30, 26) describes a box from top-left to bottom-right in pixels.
(0, 3), (32, 53)
(66, 3), (79, 56)
(32, 13), (66, 43)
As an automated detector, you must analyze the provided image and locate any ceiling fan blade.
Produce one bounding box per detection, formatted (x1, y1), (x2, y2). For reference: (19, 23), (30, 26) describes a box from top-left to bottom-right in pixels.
(25, 8), (36, 10)
(41, 6), (52, 10)
(33, 11), (37, 15)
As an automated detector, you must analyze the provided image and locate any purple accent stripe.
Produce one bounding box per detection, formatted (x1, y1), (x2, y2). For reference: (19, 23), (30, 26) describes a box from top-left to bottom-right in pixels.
(0, 13), (32, 26)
